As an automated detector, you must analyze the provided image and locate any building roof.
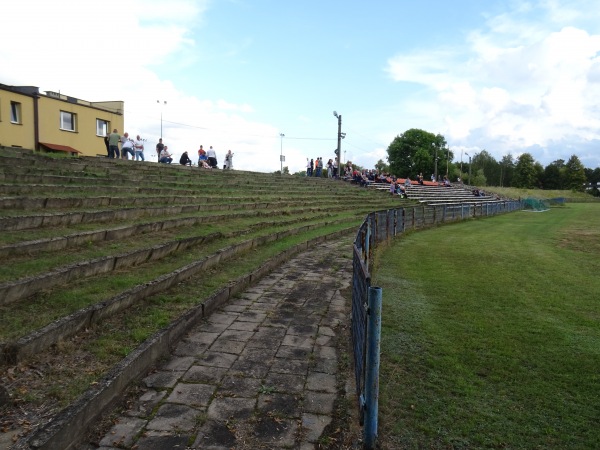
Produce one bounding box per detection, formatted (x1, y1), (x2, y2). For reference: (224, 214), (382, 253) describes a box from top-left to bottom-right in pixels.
(39, 142), (82, 154)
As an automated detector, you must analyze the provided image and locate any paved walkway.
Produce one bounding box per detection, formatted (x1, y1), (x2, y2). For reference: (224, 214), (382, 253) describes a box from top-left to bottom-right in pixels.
(90, 236), (354, 450)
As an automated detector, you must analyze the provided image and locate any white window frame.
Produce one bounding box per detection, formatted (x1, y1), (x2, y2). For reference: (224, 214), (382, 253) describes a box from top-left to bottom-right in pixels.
(96, 119), (109, 136)
(60, 110), (76, 131)
(10, 101), (21, 124)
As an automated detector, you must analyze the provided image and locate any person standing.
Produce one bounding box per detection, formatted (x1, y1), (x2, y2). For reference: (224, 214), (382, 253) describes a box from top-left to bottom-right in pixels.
(120, 133), (134, 159)
(207, 146), (218, 168)
(327, 159), (333, 178)
(134, 135), (145, 161)
(224, 150), (234, 170)
(156, 138), (164, 162)
(197, 145), (206, 165)
(104, 132), (110, 157)
(108, 129), (121, 159)
(309, 159), (314, 177)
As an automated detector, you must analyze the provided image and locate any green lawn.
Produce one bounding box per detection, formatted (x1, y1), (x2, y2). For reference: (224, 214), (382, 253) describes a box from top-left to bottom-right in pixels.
(372, 203), (600, 449)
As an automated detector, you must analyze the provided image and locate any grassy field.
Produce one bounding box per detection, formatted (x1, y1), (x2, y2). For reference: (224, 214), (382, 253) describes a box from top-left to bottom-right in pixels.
(372, 203), (600, 449)
(485, 186), (597, 201)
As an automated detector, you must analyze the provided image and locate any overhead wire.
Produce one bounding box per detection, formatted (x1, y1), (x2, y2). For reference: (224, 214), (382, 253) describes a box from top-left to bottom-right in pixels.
(123, 106), (335, 141)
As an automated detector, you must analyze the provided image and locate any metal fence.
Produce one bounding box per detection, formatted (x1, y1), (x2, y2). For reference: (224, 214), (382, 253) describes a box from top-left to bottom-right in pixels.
(351, 200), (522, 448)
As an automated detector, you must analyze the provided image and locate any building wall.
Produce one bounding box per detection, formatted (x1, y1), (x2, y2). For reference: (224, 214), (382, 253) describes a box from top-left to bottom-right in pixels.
(0, 84), (124, 157)
(37, 96), (124, 157)
(0, 89), (36, 149)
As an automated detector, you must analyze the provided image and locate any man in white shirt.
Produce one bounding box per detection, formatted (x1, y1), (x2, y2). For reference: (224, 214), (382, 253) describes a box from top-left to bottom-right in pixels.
(159, 146), (172, 164)
(120, 133), (135, 160)
(207, 146), (218, 168)
(134, 135), (145, 161)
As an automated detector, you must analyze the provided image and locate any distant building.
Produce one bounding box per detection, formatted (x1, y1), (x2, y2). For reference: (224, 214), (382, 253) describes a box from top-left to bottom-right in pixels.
(0, 83), (124, 157)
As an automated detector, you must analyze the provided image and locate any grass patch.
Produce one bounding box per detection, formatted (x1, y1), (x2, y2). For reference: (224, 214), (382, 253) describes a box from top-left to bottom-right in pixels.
(0, 217), (358, 342)
(373, 203), (600, 449)
(6, 227), (354, 410)
(485, 186), (597, 201)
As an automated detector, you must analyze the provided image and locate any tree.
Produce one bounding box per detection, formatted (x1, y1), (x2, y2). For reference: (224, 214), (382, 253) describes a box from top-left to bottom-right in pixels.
(387, 129), (447, 178)
(413, 148), (433, 176)
(471, 150), (499, 186)
(274, 166), (290, 176)
(586, 167), (600, 185)
(513, 153), (538, 188)
(540, 159), (567, 189)
(374, 159), (389, 174)
(541, 164), (562, 189)
(534, 162), (544, 188)
(564, 155), (587, 191)
(472, 169), (487, 187)
(585, 167), (600, 196)
(499, 154), (515, 187)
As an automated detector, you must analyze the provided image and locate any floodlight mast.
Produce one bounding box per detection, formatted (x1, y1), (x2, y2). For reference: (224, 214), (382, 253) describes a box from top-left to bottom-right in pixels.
(465, 152), (472, 185)
(333, 111), (342, 178)
(157, 100), (167, 140)
(279, 133), (285, 175)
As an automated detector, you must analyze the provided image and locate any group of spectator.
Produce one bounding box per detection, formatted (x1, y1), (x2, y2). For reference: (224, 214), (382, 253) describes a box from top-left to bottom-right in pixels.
(104, 131), (234, 170)
(155, 138), (173, 164)
(348, 169), (415, 198)
(104, 129), (145, 161)
(306, 157), (341, 178)
(179, 145), (234, 169)
(195, 145), (234, 169)
(349, 168), (395, 187)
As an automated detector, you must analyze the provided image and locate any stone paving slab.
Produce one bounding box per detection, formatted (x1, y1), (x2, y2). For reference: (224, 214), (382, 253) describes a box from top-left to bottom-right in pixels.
(88, 237), (353, 449)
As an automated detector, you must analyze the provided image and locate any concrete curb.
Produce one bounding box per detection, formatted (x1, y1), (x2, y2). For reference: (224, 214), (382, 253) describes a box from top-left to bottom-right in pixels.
(0, 199), (323, 232)
(1, 220), (353, 364)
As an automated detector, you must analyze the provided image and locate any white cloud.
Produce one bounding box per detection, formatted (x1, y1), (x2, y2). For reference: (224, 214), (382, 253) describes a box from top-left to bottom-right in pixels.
(0, 0), (297, 172)
(385, 1), (600, 167)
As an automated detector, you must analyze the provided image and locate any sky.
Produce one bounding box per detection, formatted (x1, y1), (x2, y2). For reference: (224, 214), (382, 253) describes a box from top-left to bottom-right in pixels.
(2, 0), (600, 173)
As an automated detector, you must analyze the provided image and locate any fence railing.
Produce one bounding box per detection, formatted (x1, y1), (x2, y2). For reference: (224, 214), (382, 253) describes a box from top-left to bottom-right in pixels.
(351, 200), (522, 449)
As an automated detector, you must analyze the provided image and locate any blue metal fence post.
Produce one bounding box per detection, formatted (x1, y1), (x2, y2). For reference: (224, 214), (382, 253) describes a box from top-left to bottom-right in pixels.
(365, 219), (371, 271)
(364, 286), (382, 449)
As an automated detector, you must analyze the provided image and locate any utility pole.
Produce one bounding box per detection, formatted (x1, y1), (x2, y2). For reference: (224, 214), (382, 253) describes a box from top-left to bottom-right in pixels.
(433, 142), (438, 183)
(465, 152), (472, 185)
(279, 133), (285, 175)
(333, 111), (345, 178)
(157, 100), (167, 140)
(334, 111), (342, 178)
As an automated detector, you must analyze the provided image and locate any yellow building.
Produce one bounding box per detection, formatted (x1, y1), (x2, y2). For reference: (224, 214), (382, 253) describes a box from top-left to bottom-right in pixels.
(0, 83), (124, 157)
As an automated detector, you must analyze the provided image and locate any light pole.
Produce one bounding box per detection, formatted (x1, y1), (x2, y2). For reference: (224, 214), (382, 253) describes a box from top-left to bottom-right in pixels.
(279, 133), (285, 175)
(157, 100), (167, 140)
(333, 111), (345, 179)
(433, 142), (438, 183)
(446, 146), (450, 177)
(465, 152), (472, 185)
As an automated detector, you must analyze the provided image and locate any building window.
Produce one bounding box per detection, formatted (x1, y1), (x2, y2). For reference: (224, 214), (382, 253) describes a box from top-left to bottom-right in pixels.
(96, 119), (109, 136)
(60, 111), (76, 131)
(11, 101), (22, 124)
